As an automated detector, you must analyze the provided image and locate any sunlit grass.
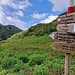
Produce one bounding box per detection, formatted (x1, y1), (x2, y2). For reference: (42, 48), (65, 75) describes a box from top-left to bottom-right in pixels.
(0, 33), (75, 75)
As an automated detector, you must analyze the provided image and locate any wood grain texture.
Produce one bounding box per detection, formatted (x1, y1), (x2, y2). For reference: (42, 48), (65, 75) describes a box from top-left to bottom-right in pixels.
(51, 42), (75, 54)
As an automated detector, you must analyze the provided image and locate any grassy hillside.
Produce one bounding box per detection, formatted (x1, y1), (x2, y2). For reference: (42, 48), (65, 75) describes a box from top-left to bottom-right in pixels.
(18, 19), (57, 37)
(0, 24), (22, 40)
(0, 12), (75, 75)
(0, 31), (75, 75)
(0, 34), (63, 75)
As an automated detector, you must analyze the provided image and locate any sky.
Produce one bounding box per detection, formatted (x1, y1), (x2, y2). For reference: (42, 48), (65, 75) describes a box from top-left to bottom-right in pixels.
(0, 0), (69, 30)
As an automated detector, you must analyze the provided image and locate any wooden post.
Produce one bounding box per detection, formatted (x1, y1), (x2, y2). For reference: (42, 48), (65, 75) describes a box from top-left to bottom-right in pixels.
(64, 53), (71, 75)
(64, 0), (74, 75)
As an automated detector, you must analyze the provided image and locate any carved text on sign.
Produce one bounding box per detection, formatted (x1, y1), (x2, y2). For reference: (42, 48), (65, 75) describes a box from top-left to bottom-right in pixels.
(58, 12), (75, 24)
(51, 42), (75, 54)
(57, 23), (75, 33)
(49, 32), (75, 43)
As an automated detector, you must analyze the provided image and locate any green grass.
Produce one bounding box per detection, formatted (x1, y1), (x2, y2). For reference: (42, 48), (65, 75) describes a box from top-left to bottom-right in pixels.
(0, 32), (75, 75)
(0, 11), (75, 75)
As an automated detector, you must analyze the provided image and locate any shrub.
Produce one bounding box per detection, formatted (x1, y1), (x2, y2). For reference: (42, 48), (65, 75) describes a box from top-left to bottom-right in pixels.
(13, 64), (21, 72)
(22, 63), (29, 69)
(7, 53), (14, 57)
(34, 65), (49, 75)
(18, 70), (25, 75)
(2, 57), (17, 69)
(10, 60), (23, 73)
(0, 70), (8, 75)
(29, 54), (45, 66)
(35, 32), (43, 36)
(18, 54), (29, 63)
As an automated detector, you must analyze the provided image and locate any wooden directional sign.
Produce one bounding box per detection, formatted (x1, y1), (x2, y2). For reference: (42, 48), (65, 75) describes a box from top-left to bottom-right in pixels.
(58, 12), (75, 24)
(49, 32), (75, 43)
(57, 23), (75, 33)
(51, 42), (75, 54)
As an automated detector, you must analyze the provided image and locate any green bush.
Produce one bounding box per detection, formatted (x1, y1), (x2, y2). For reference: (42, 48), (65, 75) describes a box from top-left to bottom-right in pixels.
(9, 59), (23, 73)
(18, 54), (29, 63)
(35, 31), (44, 36)
(29, 54), (45, 66)
(7, 53), (14, 57)
(2, 57), (17, 69)
(34, 65), (49, 75)
(13, 64), (21, 72)
(0, 70), (8, 75)
(18, 70), (25, 75)
(22, 63), (29, 69)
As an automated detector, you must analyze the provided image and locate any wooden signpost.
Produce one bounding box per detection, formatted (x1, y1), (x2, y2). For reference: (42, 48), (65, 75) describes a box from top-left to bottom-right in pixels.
(57, 23), (75, 33)
(58, 12), (75, 24)
(49, 32), (75, 43)
(51, 42), (75, 54)
(49, 0), (75, 75)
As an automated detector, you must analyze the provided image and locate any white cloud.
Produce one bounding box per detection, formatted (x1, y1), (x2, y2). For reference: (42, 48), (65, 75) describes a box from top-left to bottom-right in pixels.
(31, 13), (48, 19)
(15, 10), (24, 17)
(31, 23), (37, 26)
(0, 0), (32, 10)
(40, 15), (57, 23)
(0, 6), (3, 11)
(0, 9), (25, 30)
(7, 17), (25, 30)
(48, 0), (68, 12)
(0, 0), (32, 30)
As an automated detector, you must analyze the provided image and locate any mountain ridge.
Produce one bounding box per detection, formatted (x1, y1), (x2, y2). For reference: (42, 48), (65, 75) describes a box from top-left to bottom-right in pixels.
(0, 12), (75, 75)
(0, 24), (22, 40)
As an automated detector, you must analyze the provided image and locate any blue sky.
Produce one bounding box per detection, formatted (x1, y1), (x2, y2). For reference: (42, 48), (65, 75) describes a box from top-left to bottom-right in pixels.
(0, 0), (68, 30)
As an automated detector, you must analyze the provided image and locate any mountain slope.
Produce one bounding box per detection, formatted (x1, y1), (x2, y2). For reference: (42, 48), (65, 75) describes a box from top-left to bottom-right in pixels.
(15, 19), (57, 38)
(0, 32), (75, 75)
(0, 24), (22, 40)
(0, 12), (75, 75)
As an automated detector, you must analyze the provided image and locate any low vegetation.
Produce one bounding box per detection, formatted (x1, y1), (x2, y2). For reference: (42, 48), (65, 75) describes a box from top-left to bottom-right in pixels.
(0, 32), (75, 75)
(0, 12), (75, 75)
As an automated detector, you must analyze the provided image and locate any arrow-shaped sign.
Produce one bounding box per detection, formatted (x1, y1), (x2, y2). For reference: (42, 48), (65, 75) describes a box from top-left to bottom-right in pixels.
(49, 32), (55, 40)
(57, 12), (75, 24)
(49, 32), (75, 43)
(51, 42), (75, 54)
(57, 23), (75, 33)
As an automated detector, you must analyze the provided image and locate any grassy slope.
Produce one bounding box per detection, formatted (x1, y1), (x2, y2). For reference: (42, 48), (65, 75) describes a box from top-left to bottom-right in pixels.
(0, 11), (75, 75)
(0, 31), (75, 75)
(0, 35), (61, 74)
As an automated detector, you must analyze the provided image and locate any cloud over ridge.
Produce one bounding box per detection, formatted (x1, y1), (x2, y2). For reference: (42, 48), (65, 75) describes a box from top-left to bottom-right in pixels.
(0, 0), (32, 30)
(48, 0), (68, 12)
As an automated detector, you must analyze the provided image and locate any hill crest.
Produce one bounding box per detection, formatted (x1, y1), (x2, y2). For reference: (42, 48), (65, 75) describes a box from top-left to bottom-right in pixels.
(0, 24), (22, 40)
